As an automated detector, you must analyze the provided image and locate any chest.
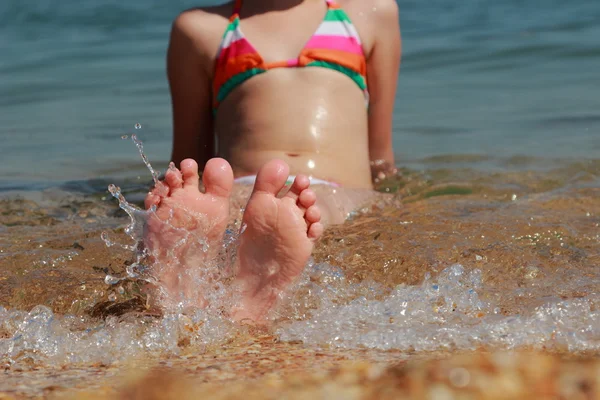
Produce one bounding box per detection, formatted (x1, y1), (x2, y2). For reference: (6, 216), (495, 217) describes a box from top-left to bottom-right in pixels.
(212, 0), (375, 64)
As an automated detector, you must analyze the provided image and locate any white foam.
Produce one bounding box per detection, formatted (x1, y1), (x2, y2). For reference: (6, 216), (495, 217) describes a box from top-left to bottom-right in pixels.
(278, 263), (600, 352)
(1, 263), (598, 368)
(0, 305), (234, 368)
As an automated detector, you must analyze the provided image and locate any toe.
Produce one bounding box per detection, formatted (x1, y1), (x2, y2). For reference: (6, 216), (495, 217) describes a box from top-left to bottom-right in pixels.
(305, 205), (321, 224)
(145, 179), (169, 209)
(252, 159), (290, 196)
(297, 188), (317, 209)
(144, 192), (161, 210)
(179, 159), (200, 189)
(202, 158), (234, 198)
(164, 162), (184, 192)
(284, 175), (310, 201)
(308, 222), (324, 241)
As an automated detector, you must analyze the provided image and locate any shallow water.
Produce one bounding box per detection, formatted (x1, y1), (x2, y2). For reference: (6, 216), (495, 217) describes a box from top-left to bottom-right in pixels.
(0, 162), (599, 396)
(1, 0), (600, 396)
(1, 0), (600, 186)
(1, 158), (599, 372)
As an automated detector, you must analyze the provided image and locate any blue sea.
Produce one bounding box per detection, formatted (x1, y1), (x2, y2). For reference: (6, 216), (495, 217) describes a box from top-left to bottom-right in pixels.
(1, 0), (599, 190)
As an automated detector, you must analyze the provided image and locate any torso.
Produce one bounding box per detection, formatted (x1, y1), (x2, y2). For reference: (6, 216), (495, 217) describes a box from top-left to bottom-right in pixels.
(187, 0), (378, 188)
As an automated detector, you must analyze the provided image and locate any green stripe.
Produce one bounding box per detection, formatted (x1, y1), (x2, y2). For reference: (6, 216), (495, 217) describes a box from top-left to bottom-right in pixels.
(223, 17), (239, 36)
(214, 68), (266, 114)
(217, 68), (265, 102)
(323, 9), (352, 23)
(306, 61), (366, 90)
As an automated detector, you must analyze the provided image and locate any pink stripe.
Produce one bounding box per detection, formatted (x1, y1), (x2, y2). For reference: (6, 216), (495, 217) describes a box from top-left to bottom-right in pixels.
(286, 59), (299, 67)
(304, 35), (363, 54)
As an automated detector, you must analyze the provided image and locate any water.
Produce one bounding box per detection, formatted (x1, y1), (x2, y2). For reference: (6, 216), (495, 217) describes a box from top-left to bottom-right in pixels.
(279, 264), (600, 352)
(0, 0), (599, 391)
(1, 0), (599, 189)
(1, 262), (598, 367)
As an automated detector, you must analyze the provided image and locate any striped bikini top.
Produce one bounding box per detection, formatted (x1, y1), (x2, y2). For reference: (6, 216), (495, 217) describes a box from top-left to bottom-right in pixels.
(212, 0), (369, 114)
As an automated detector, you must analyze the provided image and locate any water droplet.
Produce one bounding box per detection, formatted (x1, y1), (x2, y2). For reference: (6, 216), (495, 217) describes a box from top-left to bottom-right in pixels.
(108, 293), (117, 302)
(100, 231), (113, 247)
(135, 123), (142, 130)
(104, 275), (121, 285)
(129, 134), (161, 185)
(121, 135), (128, 140)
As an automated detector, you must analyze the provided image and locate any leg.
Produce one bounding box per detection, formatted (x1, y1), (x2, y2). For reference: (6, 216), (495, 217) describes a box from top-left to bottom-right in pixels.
(228, 183), (381, 228)
(232, 160), (324, 323)
(312, 186), (383, 226)
(143, 158), (233, 309)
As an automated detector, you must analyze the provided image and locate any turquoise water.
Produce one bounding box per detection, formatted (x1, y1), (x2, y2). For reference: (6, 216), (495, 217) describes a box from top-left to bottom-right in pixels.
(1, 0), (599, 190)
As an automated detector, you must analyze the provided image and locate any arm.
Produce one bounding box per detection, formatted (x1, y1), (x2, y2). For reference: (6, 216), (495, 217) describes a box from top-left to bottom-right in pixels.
(168, 13), (215, 168)
(366, 0), (401, 181)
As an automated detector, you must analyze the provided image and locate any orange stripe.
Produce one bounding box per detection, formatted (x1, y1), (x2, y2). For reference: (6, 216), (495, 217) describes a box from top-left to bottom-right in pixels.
(213, 53), (264, 95)
(264, 60), (291, 69)
(299, 48), (367, 76)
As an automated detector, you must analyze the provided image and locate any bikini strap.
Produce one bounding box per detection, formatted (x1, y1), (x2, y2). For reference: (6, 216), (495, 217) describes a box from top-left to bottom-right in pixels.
(232, 0), (243, 16)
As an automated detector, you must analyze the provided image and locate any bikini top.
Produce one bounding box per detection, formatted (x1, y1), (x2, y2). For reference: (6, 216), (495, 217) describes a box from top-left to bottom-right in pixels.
(212, 0), (369, 114)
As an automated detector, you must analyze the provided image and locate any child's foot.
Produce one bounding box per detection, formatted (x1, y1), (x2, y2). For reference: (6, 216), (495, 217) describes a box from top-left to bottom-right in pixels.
(144, 158), (233, 309)
(232, 159), (324, 323)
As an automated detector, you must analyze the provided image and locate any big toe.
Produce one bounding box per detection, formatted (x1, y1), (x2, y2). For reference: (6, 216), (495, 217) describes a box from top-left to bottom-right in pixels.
(252, 159), (290, 196)
(202, 158), (234, 198)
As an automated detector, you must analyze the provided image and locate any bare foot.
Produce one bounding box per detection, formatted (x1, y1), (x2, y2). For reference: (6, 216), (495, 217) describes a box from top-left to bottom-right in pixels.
(232, 159), (324, 323)
(144, 158), (233, 309)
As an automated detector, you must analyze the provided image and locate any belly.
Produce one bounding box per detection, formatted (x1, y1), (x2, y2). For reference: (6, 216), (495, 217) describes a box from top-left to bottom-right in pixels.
(214, 68), (373, 188)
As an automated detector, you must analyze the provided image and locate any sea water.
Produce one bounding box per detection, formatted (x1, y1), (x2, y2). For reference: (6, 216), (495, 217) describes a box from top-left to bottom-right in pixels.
(1, 137), (598, 368)
(1, 0), (599, 370)
(1, 262), (598, 367)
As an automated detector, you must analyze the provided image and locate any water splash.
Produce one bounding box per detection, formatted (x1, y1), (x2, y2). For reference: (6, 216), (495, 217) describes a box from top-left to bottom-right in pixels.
(101, 134), (242, 311)
(2, 262), (598, 368)
(131, 133), (161, 186)
(0, 305), (234, 368)
(3, 134), (598, 368)
(278, 264), (600, 352)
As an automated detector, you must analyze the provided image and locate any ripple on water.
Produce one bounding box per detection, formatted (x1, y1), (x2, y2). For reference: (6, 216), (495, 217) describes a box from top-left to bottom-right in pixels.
(2, 137), (599, 368)
(278, 264), (600, 353)
(1, 263), (599, 368)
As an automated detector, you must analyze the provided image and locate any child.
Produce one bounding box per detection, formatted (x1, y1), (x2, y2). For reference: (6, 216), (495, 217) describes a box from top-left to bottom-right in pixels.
(145, 0), (401, 323)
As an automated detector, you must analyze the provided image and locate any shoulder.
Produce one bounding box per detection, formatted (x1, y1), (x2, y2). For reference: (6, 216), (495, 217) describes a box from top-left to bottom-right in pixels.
(169, 4), (232, 67)
(338, 0), (399, 20)
(368, 0), (400, 41)
(338, 0), (399, 54)
(171, 4), (230, 41)
(373, 0), (399, 17)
